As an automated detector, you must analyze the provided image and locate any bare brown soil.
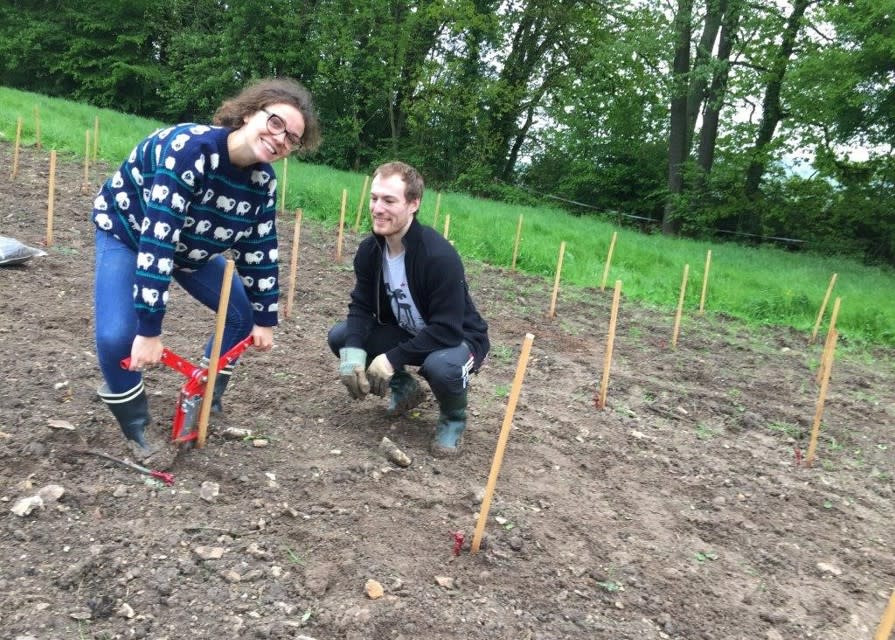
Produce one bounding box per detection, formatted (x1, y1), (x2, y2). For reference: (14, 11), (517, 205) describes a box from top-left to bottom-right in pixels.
(1, 142), (893, 640)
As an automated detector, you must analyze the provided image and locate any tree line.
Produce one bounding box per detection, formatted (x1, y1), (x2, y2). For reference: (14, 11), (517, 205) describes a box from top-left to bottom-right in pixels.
(1, 0), (893, 264)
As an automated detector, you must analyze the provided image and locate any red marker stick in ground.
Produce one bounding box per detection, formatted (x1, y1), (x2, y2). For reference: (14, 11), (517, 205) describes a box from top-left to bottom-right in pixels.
(452, 531), (465, 557)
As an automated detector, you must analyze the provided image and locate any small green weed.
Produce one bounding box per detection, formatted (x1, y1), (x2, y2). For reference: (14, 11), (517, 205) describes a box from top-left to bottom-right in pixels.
(596, 580), (622, 593)
(695, 423), (718, 440)
(768, 421), (801, 438)
(284, 546), (306, 565)
(244, 433), (272, 443)
(853, 390), (880, 404)
(848, 450), (866, 469)
(871, 469), (892, 482)
(824, 435), (845, 452)
(495, 514), (516, 530)
(490, 343), (515, 364)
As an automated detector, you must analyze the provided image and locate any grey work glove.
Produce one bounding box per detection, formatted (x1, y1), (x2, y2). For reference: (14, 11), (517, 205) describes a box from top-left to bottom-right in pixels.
(366, 353), (395, 398)
(339, 347), (370, 400)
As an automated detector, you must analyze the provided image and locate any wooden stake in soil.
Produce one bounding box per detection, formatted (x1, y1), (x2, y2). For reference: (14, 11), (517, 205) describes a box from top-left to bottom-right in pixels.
(600, 231), (618, 292)
(810, 273), (838, 344)
(698, 249), (712, 315)
(336, 188), (347, 262)
(597, 280), (622, 409)
(10, 117), (22, 179)
(805, 328), (838, 466)
(92, 115), (99, 162)
(511, 214), (523, 271)
(279, 158), (289, 214)
(34, 105), (41, 150)
(875, 588), (895, 640)
(671, 263), (690, 349)
(82, 129), (91, 193)
(443, 213), (451, 240)
(471, 332), (535, 554)
(353, 174), (370, 232)
(816, 296), (841, 385)
(46, 150), (57, 247)
(548, 241), (567, 318)
(197, 259), (236, 448)
(285, 208), (303, 319)
(433, 192), (442, 229)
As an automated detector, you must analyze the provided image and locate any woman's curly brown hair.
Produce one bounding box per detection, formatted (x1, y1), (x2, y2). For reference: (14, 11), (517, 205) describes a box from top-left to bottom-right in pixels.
(213, 77), (321, 154)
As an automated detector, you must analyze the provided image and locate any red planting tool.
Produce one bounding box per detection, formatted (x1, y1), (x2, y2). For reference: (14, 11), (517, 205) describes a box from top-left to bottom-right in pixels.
(121, 336), (253, 443)
(87, 449), (175, 486)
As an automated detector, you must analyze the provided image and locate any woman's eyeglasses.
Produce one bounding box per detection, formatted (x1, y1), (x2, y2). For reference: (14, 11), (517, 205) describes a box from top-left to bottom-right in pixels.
(261, 108), (303, 148)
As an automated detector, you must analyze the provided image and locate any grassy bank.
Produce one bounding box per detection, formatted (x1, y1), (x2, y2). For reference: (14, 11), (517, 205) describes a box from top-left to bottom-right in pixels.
(2, 85), (893, 348)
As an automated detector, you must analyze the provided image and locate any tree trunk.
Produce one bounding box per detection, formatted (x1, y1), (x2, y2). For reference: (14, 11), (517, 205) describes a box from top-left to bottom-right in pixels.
(663, 0), (693, 235)
(696, 1), (740, 175)
(504, 101), (536, 180)
(743, 0), (812, 202)
(686, 0), (727, 148)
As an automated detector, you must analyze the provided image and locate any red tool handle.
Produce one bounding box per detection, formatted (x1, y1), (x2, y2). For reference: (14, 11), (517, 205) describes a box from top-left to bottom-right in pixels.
(119, 336), (255, 445)
(120, 336), (254, 375)
(120, 348), (196, 375)
(217, 336), (255, 370)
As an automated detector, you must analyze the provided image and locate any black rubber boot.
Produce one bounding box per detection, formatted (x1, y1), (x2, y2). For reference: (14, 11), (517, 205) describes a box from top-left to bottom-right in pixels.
(98, 381), (159, 461)
(431, 392), (467, 458)
(201, 358), (234, 414)
(211, 369), (232, 414)
(387, 370), (426, 416)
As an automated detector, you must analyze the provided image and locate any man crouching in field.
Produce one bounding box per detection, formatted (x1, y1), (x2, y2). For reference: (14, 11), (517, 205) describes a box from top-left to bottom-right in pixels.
(327, 161), (489, 457)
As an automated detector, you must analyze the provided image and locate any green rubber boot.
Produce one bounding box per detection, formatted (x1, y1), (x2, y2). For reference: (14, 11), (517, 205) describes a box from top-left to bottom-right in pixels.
(431, 392), (467, 458)
(387, 370), (426, 416)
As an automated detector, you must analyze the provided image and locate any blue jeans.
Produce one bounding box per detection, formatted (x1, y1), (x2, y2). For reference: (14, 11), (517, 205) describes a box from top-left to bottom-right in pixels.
(94, 230), (253, 393)
(327, 321), (475, 399)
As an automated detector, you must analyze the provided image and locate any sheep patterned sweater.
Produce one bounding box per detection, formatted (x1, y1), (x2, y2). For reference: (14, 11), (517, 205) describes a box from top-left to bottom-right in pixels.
(92, 124), (279, 337)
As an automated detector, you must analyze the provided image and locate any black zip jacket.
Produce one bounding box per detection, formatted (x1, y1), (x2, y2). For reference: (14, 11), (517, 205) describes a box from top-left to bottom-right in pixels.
(343, 218), (490, 369)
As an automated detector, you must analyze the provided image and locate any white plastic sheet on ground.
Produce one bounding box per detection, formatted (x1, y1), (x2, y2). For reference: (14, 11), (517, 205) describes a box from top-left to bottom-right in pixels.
(0, 235), (46, 265)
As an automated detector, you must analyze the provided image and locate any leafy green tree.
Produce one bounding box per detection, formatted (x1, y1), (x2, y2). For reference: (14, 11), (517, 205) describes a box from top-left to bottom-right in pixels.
(301, 0), (452, 171)
(0, 0), (163, 114)
(521, 3), (669, 220)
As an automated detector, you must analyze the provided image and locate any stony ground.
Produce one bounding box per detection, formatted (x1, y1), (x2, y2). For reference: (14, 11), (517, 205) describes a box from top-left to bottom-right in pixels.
(1, 142), (893, 640)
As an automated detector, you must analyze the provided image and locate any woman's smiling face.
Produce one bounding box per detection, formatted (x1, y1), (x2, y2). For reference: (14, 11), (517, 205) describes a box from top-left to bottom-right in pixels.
(242, 102), (305, 163)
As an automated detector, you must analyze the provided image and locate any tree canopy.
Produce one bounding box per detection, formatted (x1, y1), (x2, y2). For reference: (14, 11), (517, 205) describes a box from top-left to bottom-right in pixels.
(2, 0), (893, 263)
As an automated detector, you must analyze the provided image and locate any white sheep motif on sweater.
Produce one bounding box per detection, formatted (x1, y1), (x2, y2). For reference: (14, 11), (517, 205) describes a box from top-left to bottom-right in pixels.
(92, 123), (281, 335)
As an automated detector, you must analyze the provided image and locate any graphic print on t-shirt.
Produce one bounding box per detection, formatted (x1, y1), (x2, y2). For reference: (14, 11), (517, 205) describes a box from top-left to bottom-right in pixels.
(387, 284), (418, 331)
(383, 251), (425, 335)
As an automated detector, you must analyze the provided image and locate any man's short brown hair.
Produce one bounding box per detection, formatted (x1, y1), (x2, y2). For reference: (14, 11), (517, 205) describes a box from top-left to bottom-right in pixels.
(373, 161), (425, 211)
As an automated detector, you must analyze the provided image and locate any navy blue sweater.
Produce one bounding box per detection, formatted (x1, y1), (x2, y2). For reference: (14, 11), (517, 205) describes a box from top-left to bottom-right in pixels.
(92, 124), (280, 336)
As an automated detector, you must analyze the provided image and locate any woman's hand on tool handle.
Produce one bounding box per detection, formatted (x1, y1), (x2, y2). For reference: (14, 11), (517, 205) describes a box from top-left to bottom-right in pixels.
(129, 335), (164, 371)
(251, 325), (274, 352)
